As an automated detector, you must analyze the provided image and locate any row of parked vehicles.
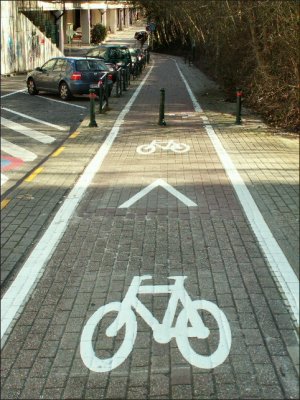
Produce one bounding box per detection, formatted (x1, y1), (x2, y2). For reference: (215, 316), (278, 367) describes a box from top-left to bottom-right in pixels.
(26, 44), (149, 101)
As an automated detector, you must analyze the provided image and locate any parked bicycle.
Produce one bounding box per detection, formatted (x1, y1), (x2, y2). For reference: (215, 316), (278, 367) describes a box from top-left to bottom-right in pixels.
(80, 275), (232, 372)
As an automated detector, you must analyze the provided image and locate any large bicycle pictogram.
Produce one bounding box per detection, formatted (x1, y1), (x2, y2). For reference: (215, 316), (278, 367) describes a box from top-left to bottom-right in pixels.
(80, 275), (232, 372)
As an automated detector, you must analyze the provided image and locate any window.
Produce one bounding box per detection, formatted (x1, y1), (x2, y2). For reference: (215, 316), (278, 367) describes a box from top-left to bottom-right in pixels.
(75, 60), (90, 71)
(75, 60), (108, 71)
(41, 59), (57, 71)
(87, 49), (100, 57)
(88, 60), (107, 71)
(53, 59), (68, 72)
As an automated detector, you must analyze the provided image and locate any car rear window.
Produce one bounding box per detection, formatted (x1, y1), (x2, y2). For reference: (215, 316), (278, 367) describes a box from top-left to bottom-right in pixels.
(108, 48), (123, 59)
(75, 60), (107, 71)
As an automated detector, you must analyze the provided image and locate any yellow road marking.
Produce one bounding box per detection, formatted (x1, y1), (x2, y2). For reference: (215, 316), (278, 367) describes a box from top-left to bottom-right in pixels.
(70, 131), (80, 138)
(52, 146), (65, 157)
(25, 167), (44, 182)
(1, 199), (11, 209)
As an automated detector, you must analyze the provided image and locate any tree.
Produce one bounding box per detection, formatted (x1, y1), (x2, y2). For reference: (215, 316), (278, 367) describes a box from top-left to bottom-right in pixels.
(91, 24), (107, 44)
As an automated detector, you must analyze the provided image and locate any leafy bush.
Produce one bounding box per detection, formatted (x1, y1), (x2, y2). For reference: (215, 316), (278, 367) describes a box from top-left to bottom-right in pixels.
(91, 24), (107, 44)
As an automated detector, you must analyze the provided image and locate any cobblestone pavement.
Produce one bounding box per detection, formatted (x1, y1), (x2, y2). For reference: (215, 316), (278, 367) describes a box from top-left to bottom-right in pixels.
(1, 25), (299, 400)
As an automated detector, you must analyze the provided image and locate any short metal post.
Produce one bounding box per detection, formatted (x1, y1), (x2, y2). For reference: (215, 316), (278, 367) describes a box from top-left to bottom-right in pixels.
(104, 74), (109, 108)
(98, 82), (103, 114)
(122, 68), (127, 91)
(235, 88), (243, 124)
(127, 64), (130, 86)
(89, 89), (97, 127)
(158, 88), (166, 126)
(119, 69), (123, 96)
(116, 69), (121, 97)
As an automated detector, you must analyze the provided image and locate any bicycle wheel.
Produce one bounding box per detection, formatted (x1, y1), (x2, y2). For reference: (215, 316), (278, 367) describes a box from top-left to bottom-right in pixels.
(136, 144), (156, 154)
(176, 300), (231, 369)
(172, 143), (190, 153)
(80, 302), (137, 372)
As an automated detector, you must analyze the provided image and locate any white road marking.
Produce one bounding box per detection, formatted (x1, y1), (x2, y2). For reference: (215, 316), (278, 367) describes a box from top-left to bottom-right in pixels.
(1, 138), (37, 161)
(1, 173), (9, 186)
(81, 276), (231, 372)
(0, 89), (27, 98)
(2, 107), (67, 131)
(23, 93), (87, 109)
(1, 64), (155, 347)
(1, 117), (55, 144)
(175, 60), (299, 326)
(119, 179), (197, 208)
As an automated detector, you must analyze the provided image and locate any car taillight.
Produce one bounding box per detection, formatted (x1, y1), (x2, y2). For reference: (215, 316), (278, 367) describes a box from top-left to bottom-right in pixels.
(108, 74), (113, 81)
(71, 72), (82, 80)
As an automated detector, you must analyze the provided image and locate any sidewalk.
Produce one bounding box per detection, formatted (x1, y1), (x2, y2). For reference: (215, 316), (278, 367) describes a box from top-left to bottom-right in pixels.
(64, 22), (146, 56)
(1, 24), (299, 400)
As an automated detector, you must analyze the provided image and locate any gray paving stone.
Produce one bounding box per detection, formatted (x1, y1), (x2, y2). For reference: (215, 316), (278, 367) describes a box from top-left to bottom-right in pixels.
(150, 374), (170, 397)
(62, 376), (87, 399)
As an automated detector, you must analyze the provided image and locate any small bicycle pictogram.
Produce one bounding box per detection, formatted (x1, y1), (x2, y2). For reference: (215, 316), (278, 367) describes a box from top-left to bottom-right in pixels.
(136, 140), (190, 154)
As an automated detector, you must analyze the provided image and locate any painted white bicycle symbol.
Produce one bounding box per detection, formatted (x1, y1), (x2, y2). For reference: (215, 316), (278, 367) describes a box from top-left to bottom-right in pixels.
(80, 275), (232, 372)
(136, 140), (190, 154)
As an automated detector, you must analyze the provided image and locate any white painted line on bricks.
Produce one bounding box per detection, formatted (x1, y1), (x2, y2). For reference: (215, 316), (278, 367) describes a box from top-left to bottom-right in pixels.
(119, 179), (197, 208)
(23, 93), (87, 109)
(1, 64), (155, 347)
(1, 117), (55, 144)
(1, 138), (37, 162)
(1, 89), (27, 98)
(1, 173), (9, 186)
(175, 60), (299, 326)
(2, 107), (67, 131)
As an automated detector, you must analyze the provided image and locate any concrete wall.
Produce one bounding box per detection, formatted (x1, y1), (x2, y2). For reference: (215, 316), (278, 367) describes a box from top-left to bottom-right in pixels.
(1, 1), (63, 75)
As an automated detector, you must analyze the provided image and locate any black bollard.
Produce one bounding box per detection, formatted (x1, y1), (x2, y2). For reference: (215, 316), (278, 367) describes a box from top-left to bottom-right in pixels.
(158, 88), (166, 126)
(89, 89), (97, 127)
(98, 81), (103, 114)
(104, 74), (109, 108)
(235, 88), (243, 125)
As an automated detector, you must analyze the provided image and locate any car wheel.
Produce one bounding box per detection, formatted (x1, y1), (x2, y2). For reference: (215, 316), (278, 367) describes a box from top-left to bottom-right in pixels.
(59, 82), (72, 100)
(27, 78), (39, 95)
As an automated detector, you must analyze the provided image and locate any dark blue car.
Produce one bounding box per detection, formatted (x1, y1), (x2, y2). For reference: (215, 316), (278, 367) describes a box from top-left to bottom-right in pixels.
(26, 57), (113, 100)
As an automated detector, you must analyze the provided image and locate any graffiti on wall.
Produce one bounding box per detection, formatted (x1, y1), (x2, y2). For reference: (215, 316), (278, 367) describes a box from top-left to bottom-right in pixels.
(28, 30), (41, 65)
(7, 35), (16, 68)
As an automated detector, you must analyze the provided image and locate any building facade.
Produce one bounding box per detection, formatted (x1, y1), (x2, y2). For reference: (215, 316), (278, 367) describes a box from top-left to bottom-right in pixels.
(1, 0), (137, 75)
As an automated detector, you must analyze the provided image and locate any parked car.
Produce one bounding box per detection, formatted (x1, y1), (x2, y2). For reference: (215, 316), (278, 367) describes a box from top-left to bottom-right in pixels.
(26, 57), (113, 100)
(85, 45), (132, 81)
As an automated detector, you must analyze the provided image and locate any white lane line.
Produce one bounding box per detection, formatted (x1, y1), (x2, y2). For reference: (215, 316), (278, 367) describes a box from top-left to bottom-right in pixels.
(23, 93), (87, 109)
(1, 89), (27, 98)
(1, 173), (9, 186)
(175, 60), (299, 326)
(1, 117), (55, 144)
(2, 107), (67, 131)
(119, 179), (197, 208)
(1, 138), (37, 161)
(1, 64), (155, 347)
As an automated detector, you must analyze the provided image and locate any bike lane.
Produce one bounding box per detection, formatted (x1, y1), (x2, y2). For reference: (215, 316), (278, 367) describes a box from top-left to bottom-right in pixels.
(1, 54), (299, 399)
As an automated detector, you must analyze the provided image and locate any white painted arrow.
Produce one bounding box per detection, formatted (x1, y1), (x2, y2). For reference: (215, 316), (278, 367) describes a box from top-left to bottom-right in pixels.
(118, 179), (197, 208)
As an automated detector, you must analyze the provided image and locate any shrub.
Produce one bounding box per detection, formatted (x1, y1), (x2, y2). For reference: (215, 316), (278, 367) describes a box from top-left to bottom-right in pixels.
(91, 24), (107, 44)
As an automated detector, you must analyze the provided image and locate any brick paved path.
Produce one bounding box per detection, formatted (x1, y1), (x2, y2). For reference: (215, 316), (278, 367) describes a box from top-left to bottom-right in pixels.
(1, 37), (299, 399)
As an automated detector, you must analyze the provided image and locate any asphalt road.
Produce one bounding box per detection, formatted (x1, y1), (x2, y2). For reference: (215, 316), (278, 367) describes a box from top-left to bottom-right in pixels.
(1, 75), (89, 196)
